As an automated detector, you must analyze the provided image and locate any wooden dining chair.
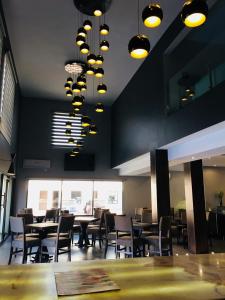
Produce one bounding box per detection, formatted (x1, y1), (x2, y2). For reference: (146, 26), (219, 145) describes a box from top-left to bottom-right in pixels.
(44, 209), (58, 223)
(87, 210), (107, 248)
(104, 212), (116, 258)
(40, 215), (75, 262)
(8, 216), (40, 264)
(115, 216), (144, 258)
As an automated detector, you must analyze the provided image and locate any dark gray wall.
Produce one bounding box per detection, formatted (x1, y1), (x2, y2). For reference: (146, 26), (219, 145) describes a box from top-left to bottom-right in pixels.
(14, 97), (119, 211)
(111, 12), (225, 167)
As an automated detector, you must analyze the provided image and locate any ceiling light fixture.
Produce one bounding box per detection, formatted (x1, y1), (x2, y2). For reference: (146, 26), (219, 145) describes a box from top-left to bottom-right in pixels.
(68, 138), (75, 144)
(94, 9), (102, 17)
(66, 121), (72, 128)
(66, 77), (73, 84)
(86, 66), (95, 75)
(128, 34), (150, 59)
(80, 43), (90, 54)
(81, 116), (91, 127)
(77, 75), (86, 86)
(81, 85), (87, 91)
(89, 124), (98, 135)
(76, 35), (86, 46)
(72, 83), (81, 93)
(100, 40), (109, 51)
(96, 55), (104, 65)
(95, 68), (104, 78)
(77, 27), (87, 37)
(181, 0), (208, 28)
(83, 20), (92, 31)
(142, 4), (163, 28)
(95, 103), (104, 113)
(97, 83), (107, 94)
(100, 24), (110, 35)
(87, 54), (96, 65)
(65, 63), (83, 75)
(72, 96), (84, 106)
(65, 129), (72, 135)
(81, 129), (88, 137)
(64, 83), (71, 90)
(66, 90), (73, 97)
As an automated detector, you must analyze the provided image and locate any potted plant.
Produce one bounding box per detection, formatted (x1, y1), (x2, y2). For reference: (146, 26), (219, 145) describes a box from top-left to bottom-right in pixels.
(215, 191), (224, 207)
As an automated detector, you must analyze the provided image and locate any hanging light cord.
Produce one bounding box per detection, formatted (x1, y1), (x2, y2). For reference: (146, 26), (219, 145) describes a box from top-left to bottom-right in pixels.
(138, 0), (140, 34)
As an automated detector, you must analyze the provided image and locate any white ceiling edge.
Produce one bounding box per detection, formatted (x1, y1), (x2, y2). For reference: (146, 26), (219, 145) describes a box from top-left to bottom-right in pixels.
(114, 120), (225, 176)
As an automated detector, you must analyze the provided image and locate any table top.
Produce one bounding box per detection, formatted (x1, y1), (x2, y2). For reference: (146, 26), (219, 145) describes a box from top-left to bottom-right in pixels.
(26, 222), (59, 229)
(1, 253), (225, 299)
(133, 222), (158, 230)
(75, 216), (99, 223)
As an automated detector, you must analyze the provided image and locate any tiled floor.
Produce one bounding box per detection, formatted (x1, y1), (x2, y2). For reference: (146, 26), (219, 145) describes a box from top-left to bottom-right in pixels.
(1, 235), (225, 265)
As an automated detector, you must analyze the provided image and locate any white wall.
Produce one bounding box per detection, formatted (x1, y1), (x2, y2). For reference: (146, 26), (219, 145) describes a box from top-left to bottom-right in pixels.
(123, 177), (151, 217)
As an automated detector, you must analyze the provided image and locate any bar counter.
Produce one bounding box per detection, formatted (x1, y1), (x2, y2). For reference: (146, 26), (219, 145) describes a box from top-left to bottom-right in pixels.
(1, 253), (225, 299)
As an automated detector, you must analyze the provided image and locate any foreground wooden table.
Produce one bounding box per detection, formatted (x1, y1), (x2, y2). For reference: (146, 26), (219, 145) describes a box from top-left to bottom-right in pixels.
(1, 253), (225, 299)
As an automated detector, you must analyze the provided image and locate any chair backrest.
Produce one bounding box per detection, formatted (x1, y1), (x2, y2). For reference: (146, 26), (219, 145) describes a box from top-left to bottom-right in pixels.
(105, 213), (115, 234)
(17, 213), (33, 225)
(141, 211), (152, 223)
(159, 216), (171, 238)
(45, 209), (58, 222)
(93, 208), (102, 219)
(24, 208), (33, 214)
(115, 216), (133, 233)
(58, 215), (75, 235)
(17, 208), (26, 214)
(10, 216), (24, 234)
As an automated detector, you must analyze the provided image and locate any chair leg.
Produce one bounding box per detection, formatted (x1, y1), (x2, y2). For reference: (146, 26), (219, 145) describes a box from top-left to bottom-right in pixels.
(54, 249), (58, 262)
(22, 249), (27, 264)
(68, 246), (71, 262)
(8, 246), (13, 265)
(104, 242), (108, 258)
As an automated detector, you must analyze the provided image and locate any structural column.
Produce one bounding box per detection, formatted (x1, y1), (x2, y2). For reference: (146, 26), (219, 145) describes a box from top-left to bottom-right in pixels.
(150, 149), (170, 223)
(184, 160), (208, 254)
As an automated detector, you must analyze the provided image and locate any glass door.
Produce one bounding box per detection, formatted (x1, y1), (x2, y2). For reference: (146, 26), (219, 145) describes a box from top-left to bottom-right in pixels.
(0, 175), (12, 243)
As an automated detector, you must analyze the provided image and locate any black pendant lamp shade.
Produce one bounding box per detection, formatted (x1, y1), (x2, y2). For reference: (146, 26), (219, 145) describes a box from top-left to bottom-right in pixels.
(66, 90), (73, 97)
(81, 115), (91, 127)
(68, 138), (75, 144)
(67, 77), (73, 84)
(66, 121), (72, 128)
(65, 129), (72, 135)
(100, 24), (109, 35)
(76, 140), (84, 147)
(64, 83), (71, 90)
(89, 124), (98, 135)
(81, 84), (87, 91)
(142, 4), (163, 28)
(81, 129), (88, 137)
(87, 54), (96, 65)
(95, 68), (104, 78)
(100, 40), (109, 51)
(95, 102), (104, 112)
(181, 0), (208, 28)
(76, 35), (86, 46)
(72, 83), (81, 93)
(83, 20), (92, 31)
(77, 27), (87, 37)
(73, 104), (81, 112)
(77, 75), (86, 86)
(70, 151), (77, 157)
(73, 0), (112, 16)
(128, 34), (150, 59)
(86, 66), (95, 75)
(80, 43), (90, 54)
(72, 96), (84, 106)
(97, 83), (107, 94)
(96, 55), (104, 65)
(72, 147), (80, 154)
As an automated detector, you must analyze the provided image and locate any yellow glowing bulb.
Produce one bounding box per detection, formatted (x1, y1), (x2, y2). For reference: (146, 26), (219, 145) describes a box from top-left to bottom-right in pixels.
(130, 49), (149, 59)
(95, 73), (103, 78)
(94, 9), (102, 17)
(96, 60), (103, 65)
(98, 89), (106, 94)
(184, 13), (206, 27)
(80, 48), (89, 54)
(88, 59), (96, 65)
(144, 16), (161, 28)
(101, 45), (109, 51)
(96, 108), (103, 112)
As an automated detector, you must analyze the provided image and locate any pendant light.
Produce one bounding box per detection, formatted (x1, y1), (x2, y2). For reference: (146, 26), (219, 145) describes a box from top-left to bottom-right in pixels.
(70, 151), (77, 157)
(76, 140), (84, 147)
(100, 24), (109, 35)
(181, 0), (208, 28)
(95, 103), (104, 112)
(72, 147), (80, 154)
(69, 112), (76, 118)
(95, 68), (104, 78)
(81, 129), (87, 137)
(83, 20), (92, 31)
(72, 96), (84, 106)
(66, 90), (73, 97)
(86, 66), (95, 75)
(128, 0), (150, 59)
(67, 77), (73, 84)
(65, 129), (72, 135)
(81, 116), (91, 127)
(128, 35), (150, 59)
(72, 83), (81, 93)
(80, 43), (90, 54)
(89, 124), (98, 135)
(68, 138), (75, 144)
(97, 83), (107, 94)
(87, 54), (96, 65)
(142, 4), (163, 28)
(77, 75), (86, 86)
(77, 27), (87, 37)
(96, 55), (104, 65)
(76, 35), (85, 46)
(94, 9), (102, 17)
(66, 121), (72, 128)
(81, 85), (87, 91)
(100, 40), (109, 51)
(73, 104), (81, 112)
(64, 83), (71, 90)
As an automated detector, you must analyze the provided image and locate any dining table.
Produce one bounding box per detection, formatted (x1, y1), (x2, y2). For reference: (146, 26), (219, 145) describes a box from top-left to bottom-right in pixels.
(74, 216), (99, 248)
(2, 253), (225, 299)
(26, 222), (59, 262)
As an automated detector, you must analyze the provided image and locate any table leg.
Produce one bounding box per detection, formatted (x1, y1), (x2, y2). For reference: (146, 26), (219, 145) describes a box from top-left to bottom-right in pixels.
(78, 223), (90, 247)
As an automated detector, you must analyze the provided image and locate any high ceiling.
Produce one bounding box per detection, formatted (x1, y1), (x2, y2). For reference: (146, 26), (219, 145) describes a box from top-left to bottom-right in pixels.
(2, 0), (182, 105)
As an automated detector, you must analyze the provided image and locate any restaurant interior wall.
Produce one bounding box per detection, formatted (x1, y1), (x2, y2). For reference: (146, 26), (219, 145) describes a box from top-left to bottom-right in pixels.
(111, 1), (225, 168)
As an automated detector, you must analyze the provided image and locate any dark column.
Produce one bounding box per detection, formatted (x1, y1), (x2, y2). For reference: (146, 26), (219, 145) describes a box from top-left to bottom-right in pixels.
(184, 160), (208, 254)
(151, 149), (170, 223)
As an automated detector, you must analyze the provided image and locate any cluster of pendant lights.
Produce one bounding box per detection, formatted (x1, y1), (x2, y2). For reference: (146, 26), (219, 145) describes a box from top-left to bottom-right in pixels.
(128, 0), (208, 59)
(65, 8), (110, 157)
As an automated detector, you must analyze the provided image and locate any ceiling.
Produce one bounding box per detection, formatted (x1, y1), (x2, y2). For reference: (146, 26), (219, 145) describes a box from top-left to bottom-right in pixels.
(2, 0), (183, 105)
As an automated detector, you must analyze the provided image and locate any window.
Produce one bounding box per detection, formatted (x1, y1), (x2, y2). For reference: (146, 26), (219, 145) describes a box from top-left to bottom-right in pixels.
(51, 112), (82, 147)
(27, 180), (123, 215)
